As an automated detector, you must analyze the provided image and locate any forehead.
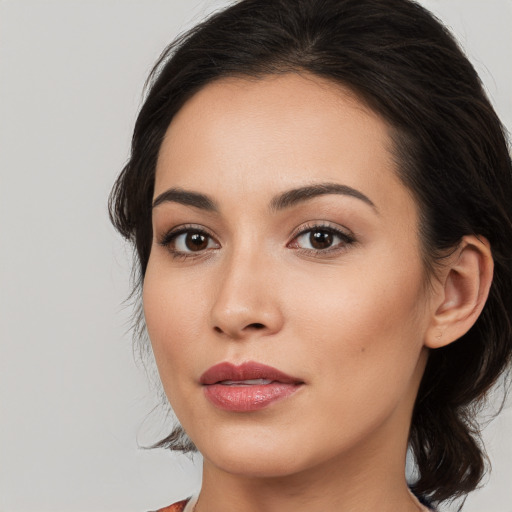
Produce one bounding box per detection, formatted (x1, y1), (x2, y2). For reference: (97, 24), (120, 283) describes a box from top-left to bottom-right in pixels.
(154, 73), (412, 219)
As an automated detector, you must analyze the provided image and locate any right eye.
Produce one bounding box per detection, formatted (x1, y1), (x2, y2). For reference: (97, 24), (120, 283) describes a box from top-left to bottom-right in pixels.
(159, 226), (220, 259)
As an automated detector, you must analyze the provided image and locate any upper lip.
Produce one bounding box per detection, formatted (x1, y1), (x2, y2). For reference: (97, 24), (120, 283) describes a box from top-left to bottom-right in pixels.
(200, 361), (303, 385)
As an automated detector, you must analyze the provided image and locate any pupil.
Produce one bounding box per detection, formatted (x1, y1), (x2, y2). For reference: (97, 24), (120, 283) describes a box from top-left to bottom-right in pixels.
(310, 230), (332, 249)
(186, 232), (208, 251)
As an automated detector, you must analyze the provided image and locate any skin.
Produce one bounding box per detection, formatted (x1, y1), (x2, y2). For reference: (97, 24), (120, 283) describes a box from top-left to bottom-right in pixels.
(143, 73), (486, 512)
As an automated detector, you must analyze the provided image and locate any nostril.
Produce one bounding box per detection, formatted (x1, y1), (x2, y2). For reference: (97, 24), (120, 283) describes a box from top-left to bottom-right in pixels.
(248, 323), (265, 330)
(212, 322), (267, 336)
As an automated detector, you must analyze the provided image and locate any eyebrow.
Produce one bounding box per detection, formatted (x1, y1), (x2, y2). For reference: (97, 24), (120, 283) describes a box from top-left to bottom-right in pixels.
(270, 183), (377, 213)
(152, 188), (218, 211)
(152, 182), (377, 213)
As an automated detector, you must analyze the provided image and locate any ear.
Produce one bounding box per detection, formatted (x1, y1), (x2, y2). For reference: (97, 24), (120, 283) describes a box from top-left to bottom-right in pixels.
(425, 235), (494, 349)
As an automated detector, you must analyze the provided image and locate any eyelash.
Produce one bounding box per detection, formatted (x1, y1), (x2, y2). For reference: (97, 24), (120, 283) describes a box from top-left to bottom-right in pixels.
(158, 224), (218, 261)
(157, 222), (356, 261)
(288, 222), (356, 258)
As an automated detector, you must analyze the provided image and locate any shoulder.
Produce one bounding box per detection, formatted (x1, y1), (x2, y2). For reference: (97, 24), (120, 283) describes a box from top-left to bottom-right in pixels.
(150, 498), (190, 512)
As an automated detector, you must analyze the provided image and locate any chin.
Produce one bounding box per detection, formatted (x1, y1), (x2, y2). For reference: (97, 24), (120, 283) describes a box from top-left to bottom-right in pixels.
(192, 423), (338, 480)
(208, 449), (312, 479)
(191, 427), (306, 477)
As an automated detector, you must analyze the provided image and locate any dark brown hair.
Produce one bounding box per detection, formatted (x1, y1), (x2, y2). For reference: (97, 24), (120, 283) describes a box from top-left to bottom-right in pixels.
(109, 0), (512, 505)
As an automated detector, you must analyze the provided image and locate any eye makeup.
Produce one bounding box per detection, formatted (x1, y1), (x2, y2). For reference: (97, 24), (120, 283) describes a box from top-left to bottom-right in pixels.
(287, 221), (356, 258)
(157, 223), (220, 261)
(156, 219), (356, 262)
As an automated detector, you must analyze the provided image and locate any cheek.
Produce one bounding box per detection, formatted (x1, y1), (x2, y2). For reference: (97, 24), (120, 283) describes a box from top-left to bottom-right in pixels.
(142, 261), (209, 394)
(288, 262), (423, 339)
(282, 251), (428, 387)
(278, 262), (427, 447)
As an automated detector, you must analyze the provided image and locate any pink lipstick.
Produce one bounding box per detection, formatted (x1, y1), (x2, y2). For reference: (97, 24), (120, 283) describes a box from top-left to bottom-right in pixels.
(200, 361), (303, 412)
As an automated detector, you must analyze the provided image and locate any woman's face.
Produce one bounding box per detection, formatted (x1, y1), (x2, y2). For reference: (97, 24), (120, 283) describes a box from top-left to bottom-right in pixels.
(144, 73), (434, 478)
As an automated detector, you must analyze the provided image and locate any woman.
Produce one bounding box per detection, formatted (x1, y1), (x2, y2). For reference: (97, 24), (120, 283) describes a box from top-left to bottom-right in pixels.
(109, 0), (512, 510)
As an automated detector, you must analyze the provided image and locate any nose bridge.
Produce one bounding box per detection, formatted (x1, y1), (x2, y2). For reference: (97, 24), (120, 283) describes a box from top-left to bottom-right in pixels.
(210, 242), (282, 338)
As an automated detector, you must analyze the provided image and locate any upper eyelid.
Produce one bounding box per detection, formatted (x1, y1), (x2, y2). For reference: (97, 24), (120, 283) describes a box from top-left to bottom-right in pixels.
(157, 224), (219, 246)
(159, 222), (350, 237)
(160, 223), (216, 237)
(289, 221), (354, 240)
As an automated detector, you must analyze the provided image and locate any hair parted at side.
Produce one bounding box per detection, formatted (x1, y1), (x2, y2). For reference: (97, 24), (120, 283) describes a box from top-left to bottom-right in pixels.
(109, 0), (512, 505)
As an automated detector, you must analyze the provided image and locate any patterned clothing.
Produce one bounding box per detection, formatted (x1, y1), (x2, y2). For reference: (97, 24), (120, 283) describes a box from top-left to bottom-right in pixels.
(154, 496), (195, 512)
(153, 499), (188, 512)
(154, 493), (433, 511)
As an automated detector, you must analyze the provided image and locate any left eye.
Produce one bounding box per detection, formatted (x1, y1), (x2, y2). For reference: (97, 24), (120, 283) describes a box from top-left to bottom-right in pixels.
(291, 227), (352, 251)
(172, 231), (218, 253)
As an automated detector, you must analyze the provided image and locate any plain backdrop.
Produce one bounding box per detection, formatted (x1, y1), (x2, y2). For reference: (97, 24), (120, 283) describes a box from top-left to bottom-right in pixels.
(1, 1), (511, 511)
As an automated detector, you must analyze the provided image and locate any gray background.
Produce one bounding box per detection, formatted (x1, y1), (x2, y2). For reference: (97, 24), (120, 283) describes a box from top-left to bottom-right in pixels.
(0, 1), (511, 511)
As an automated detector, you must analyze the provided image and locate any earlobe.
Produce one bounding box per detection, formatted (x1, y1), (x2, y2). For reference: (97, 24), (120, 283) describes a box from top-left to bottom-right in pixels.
(425, 235), (493, 349)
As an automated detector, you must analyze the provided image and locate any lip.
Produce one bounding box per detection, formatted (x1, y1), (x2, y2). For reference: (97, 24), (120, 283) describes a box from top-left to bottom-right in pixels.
(200, 361), (304, 412)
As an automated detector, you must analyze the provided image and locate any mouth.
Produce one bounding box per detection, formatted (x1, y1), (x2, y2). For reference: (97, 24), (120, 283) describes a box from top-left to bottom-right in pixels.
(200, 361), (304, 412)
(200, 361), (302, 385)
(215, 378), (274, 386)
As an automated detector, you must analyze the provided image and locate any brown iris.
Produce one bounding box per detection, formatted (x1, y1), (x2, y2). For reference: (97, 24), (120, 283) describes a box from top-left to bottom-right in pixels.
(186, 232), (209, 251)
(310, 230), (333, 250)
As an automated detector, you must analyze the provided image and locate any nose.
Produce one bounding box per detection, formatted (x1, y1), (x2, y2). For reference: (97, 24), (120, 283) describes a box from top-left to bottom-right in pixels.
(209, 251), (284, 340)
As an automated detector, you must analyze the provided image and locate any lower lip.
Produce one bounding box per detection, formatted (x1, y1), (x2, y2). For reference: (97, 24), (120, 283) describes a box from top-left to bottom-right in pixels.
(203, 383), (301, 412)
